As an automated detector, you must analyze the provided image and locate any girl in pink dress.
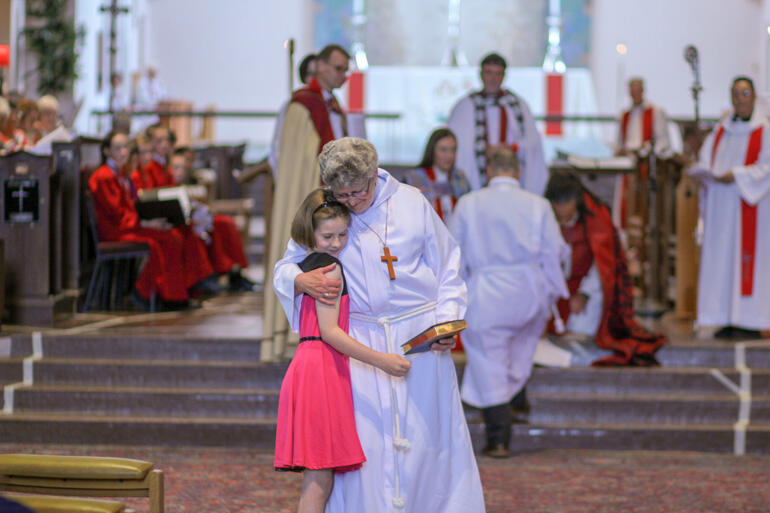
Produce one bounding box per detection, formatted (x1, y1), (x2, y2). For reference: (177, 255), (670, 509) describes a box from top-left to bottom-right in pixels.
(274, 188), (411, 513)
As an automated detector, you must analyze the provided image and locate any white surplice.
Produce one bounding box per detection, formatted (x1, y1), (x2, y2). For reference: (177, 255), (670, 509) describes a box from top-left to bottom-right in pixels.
(615, 102), (673, 154)
(688, 110), (770, 330)
(273, 169), (485, 513)
(448, 176), (569, 407)
(448, 93), (548, 194)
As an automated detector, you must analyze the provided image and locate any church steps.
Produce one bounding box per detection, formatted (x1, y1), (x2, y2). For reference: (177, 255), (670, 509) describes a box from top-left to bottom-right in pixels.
(0, 412), (276, 447)
(467, 422), (770, 454)
(525, 393), (770, 425)
(657, 343), (770, 368)
(37, 335), (262, 361)
(525, 367), (770, 396)
(0, 358), (24, 386)
(29, 358), (286, 389)
(11, 385), (280, 418)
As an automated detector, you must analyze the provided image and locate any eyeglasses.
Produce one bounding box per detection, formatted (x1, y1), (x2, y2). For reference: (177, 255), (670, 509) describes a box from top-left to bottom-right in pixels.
(332, 178), (372, 200)
(733, 89), (753, 98)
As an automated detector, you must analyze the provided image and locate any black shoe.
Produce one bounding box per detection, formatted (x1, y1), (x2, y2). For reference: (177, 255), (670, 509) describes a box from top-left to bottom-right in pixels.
(228, 271), (256, 292)
(190, 275), (224, 297)
(481, 443), (510, 459)
(715, 326), (761, 340)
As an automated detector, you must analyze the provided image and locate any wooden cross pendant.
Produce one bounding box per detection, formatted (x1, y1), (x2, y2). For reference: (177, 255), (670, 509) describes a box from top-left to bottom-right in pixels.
(381, 246), (398, 280)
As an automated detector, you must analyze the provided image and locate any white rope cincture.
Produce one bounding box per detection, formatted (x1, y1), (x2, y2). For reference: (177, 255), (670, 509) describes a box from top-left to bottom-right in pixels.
(350, 301), (438, 512)
(709, 342), (753, 455)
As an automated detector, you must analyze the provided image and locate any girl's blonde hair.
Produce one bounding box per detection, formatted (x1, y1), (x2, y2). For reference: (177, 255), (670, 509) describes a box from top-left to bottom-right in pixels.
(291, 188), (351, 248)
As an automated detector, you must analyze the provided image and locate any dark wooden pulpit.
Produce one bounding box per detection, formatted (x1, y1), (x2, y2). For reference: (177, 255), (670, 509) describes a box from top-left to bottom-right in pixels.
(0, 151), (76, 325)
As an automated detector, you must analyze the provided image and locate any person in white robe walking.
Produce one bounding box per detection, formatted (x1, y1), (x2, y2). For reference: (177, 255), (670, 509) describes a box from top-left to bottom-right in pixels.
(448, 146), (569, 457)
(688, 76), (770, 339)
(273, 137), (485, 513)
(448, 53), (548, 194)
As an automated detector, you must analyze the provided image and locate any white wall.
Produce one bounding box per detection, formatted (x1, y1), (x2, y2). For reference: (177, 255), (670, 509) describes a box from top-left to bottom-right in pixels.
(591, 0), (766, 118)
(147, 0), (313, 142)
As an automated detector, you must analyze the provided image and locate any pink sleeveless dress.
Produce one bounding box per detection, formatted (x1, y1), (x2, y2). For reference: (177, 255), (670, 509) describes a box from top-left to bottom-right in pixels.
(274, 253), (365, 472)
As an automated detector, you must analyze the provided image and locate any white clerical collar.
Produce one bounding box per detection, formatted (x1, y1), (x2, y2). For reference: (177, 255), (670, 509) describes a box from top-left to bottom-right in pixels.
(153, 154), (166, 166)
(488, 175), (520, 187)
(106, 158), (119, 174)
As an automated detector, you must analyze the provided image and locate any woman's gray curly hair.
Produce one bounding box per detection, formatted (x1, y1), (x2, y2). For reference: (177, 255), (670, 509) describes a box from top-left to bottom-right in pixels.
(319, 137), (378, 189)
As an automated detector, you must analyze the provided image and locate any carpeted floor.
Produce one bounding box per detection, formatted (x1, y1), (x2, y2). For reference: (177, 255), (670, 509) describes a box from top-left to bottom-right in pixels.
(1, 444), (768, 513)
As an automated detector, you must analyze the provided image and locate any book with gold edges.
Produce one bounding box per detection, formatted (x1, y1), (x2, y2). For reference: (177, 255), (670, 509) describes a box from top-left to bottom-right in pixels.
(400, 320), (467, 355)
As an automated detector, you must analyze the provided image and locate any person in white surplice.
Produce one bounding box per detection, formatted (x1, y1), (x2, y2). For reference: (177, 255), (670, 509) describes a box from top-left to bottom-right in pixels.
(273, 137), (485, 513)
(688, 76), (770, 339)
(448, 52), (548, 194)
(448, 146), (569, 458)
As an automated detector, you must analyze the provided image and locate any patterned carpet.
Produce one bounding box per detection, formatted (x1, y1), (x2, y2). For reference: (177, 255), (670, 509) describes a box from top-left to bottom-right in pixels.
(1, 444), (768, 513)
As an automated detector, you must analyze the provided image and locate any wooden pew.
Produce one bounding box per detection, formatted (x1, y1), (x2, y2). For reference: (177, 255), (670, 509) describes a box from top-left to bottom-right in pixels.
(0, 454), (163, 513)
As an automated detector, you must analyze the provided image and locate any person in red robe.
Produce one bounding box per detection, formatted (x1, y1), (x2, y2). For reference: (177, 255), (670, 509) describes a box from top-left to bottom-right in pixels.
(89, 131), (211, 308)
(128, 126), (226, 295)
(130, 133), (156, 191)
(167, 149), (254, 291)
(545, 172), (667, 366)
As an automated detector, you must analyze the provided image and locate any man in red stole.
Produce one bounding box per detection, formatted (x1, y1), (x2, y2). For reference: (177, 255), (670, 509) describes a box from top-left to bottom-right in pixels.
(263, 44), (363, 360)
(614, 77), (673, 227)
(545, 172), (667, 366)
(448, 53), (548, 194)
(687, 76), (770, 339)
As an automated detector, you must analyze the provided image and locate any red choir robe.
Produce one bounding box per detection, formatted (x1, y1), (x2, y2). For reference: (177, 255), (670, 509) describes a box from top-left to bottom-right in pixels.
(89, 164), (193, 302)
(131, 166), (156, 191)
(557, 192), (667, 366)
(148, 164), (248, 274)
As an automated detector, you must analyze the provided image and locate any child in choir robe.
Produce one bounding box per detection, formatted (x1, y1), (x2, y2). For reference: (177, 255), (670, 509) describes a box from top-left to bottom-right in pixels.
(88, 131), (207, 308)
(168, 149), (256, 292)
(130, 133), (156, 191)
(274, 188), (411, 513)
(405, 128), (471, 222)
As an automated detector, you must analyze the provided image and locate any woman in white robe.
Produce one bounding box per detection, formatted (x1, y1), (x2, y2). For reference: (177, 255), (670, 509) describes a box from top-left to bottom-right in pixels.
(273, 137), (485, 513)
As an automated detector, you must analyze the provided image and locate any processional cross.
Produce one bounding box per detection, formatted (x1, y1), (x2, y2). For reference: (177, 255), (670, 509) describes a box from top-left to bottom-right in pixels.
(99, 0), (129, 112)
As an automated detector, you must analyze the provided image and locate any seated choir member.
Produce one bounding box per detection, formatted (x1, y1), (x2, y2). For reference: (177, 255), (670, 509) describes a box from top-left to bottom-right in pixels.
(128, 129), (225, 296)
(405, 128), (471, 222)
(167, 149), (255, 292)
(544, 172), (667, 366)
(130, 133), (156, 190)
(88, 131), (211, 309)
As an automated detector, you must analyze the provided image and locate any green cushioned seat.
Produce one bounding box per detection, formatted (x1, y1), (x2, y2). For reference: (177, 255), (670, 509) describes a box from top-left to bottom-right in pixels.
(0, 455), (152, 480)
(3, 493), (128, 513)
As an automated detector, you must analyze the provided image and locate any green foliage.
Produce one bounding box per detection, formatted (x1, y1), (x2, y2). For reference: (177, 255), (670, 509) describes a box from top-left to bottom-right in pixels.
(23, 0), (86, 95)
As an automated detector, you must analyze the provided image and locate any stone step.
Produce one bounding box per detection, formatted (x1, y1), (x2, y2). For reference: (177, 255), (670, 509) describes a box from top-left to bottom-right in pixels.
(0, 358), (24, 386)
(526, 366), (770, 395)
(2, 411), (769, 454)
(472, 422), (770, 454)
(30, 358), (286, 389)
(0, 412), (276, 447)
(11, 384), (280, 418)
(526, 392), (770, 425)
(656, 343), (770, 368)
(38, 335), (262, 361)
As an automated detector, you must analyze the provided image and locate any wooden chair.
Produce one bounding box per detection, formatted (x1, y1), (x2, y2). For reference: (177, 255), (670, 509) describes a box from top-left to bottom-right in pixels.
(83, 193), (156, 312)
(0, 454), (163, 513)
